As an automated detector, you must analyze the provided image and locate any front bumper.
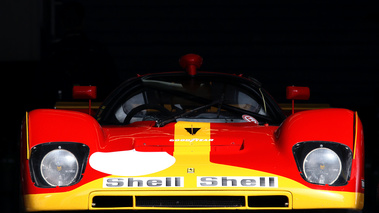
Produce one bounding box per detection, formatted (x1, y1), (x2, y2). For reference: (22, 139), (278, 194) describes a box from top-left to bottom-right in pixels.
(24, 185), (364, 211)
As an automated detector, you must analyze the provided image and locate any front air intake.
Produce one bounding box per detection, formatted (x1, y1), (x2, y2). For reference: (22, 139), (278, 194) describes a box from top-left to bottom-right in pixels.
(91, 195), (290, 209)
(248, 195), (289, 208)
(92, 196), (133, 208)
(136, 196), (245, 207)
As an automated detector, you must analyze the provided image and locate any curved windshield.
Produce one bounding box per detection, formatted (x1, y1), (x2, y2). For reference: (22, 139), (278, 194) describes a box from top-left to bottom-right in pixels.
(98, 74), (282, 126)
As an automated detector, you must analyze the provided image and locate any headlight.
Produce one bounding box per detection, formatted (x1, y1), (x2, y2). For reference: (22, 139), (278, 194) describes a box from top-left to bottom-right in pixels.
(40, 149), (79, 186)
(29, 142), (90, 188)
(303, 148), (341, 185)
(293, 141), (352, 186)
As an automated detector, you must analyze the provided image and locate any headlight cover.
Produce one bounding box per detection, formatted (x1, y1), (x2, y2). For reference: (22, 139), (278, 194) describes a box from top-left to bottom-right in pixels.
(293, 141), (352, 186)
(303, 148), (341, 185)
(40, 149), (79, 186)
(29, 142), (90, 188)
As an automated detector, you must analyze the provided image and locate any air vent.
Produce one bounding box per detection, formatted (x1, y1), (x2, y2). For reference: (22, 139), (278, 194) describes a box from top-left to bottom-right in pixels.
(136, 196), (245, 208)
(91, 195), (290, 209)
(248, 195), (289, 208)
(92, 196), (133, 208)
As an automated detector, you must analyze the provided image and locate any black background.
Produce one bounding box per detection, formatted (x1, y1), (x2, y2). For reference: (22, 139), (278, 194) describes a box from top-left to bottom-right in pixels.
(1, 0), (379, 212)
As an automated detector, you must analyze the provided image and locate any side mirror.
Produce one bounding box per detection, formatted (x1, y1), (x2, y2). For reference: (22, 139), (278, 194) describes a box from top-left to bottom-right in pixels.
(73, 86), (97, 115)
(73, 86), (97, 100)
(286, 86), (310, 100)
(286, 86), (310, 114)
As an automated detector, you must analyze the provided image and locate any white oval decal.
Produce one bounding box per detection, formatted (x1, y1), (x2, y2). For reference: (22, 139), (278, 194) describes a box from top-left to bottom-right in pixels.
(89, 150), (176, 176)
(242, 115), (259, 124)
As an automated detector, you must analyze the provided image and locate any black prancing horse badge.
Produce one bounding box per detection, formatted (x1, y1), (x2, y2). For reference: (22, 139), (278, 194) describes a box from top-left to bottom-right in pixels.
(185, 127), (201, 135)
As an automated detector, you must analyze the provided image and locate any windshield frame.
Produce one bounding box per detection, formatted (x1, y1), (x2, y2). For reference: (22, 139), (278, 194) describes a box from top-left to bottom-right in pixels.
(96, 72), (286, 126)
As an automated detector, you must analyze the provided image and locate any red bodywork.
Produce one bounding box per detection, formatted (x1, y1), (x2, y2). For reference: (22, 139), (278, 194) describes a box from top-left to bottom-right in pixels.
(21, 108), (364, 195)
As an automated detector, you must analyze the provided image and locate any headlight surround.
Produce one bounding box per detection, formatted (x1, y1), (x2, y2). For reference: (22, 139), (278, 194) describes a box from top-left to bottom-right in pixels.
(29, 142), (90, 188)
(293, 141), (352, 186)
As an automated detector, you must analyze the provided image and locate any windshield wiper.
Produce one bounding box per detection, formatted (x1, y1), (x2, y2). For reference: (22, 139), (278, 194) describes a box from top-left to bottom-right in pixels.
(156, 100), (272, 127)
(156, 100), (220, 127)
(156, 97), (272, 127)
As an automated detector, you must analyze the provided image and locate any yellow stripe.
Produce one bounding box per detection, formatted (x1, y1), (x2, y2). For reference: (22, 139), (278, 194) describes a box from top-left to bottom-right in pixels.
(26, 111), (30, 160)
(172, 122), (211, 188)
(279, 103), (330, 110)
(174, 122), (211, 162)
(55, 101), (101, 109)
(353, 111), (358, 159)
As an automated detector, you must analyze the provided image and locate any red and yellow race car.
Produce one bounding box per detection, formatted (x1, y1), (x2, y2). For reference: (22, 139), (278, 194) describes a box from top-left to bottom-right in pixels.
(21, 54), (364, 212)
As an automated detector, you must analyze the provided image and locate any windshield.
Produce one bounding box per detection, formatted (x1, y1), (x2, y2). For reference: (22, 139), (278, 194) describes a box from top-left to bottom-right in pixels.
(98, 74), (282, 126)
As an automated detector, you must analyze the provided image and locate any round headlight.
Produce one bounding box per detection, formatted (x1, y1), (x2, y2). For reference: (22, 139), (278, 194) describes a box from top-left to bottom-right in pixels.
(303, 148), (341, 185)
(40, 149), (79, 187)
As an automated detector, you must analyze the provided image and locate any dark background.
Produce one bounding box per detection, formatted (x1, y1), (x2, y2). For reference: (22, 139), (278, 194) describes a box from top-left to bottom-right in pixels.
(1, 0), (379, 212)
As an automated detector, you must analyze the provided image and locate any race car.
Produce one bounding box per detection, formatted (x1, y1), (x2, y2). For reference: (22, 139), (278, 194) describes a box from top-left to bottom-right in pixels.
(21, 54), (364, 212)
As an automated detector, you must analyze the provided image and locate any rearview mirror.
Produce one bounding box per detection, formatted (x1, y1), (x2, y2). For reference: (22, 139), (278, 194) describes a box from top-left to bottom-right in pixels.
(286, 86), (310, 100)
(72, 86), (97, 115)
(286, 86), (310, 114)
(73, 86), (97, 100)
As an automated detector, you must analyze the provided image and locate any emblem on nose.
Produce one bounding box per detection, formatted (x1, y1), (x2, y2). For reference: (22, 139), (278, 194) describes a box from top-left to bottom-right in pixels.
(185, 127), (201, 135)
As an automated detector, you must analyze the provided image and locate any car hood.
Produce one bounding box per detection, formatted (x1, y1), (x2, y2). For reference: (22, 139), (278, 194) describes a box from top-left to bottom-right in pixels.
(89, 121), (289, 178)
